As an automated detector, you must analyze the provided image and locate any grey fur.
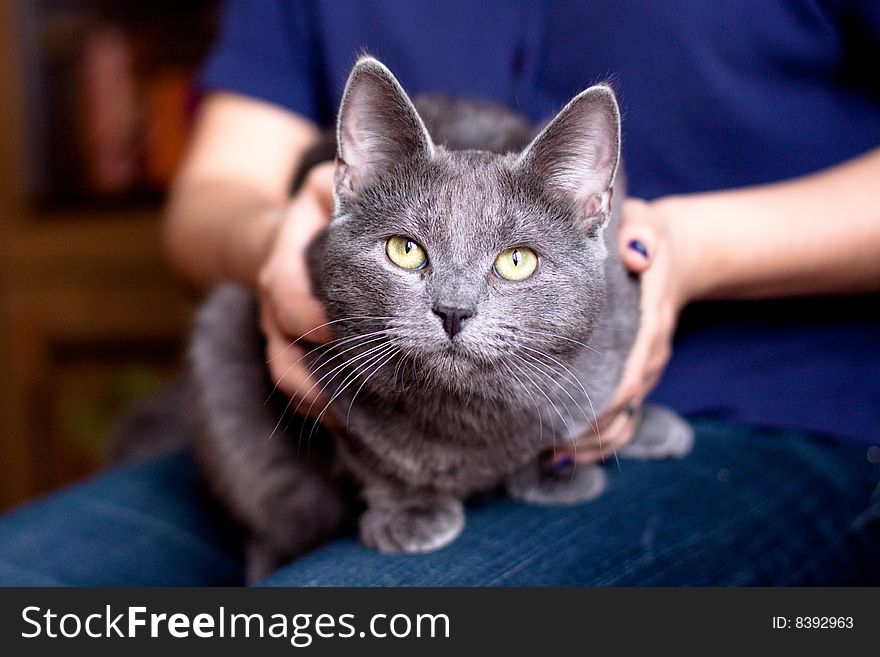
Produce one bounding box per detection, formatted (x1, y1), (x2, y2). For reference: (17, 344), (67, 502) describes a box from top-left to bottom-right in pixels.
(189, 57), (692, 580)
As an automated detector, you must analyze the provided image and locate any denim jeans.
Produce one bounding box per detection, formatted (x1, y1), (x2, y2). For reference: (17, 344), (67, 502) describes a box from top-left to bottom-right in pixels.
(1, 420), (877, 586)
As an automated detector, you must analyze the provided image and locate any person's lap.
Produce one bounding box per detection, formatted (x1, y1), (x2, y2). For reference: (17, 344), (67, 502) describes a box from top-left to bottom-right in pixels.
(0, 452), (244, 586)
(0, 420), (877, 586)
(262, 421), (880, 585)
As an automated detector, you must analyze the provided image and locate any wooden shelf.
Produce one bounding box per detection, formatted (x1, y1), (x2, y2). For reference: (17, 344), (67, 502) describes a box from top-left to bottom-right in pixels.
(0, 2), (209, 510)
(4, 209), (170, 283)
(0, 208), (198, 509)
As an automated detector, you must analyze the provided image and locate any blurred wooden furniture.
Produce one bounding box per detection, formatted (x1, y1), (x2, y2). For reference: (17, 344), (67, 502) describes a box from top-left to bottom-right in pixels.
(0, 3), (198, 510)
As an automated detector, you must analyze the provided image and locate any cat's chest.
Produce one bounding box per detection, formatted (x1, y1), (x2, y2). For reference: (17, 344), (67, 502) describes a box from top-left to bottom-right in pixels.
(328, 382), (583, 496)
(330, 387), (576, 494)
(316, 310), (633, 494)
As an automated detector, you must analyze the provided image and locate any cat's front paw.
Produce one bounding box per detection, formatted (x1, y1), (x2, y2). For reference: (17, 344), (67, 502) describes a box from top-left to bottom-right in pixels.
(506, 461), (607, 506)
(620, 404), (694, 459)
(359, 497), (465, 553)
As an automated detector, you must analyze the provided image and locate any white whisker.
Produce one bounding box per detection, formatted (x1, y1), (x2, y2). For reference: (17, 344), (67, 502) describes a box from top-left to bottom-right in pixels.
(297, 343), (398, 452)
(264, 329), (392, 403)
(308, 344), (398, 445)
(518, 344), (606, 462)
(268, 338), (391, 442)
(296, 339), (394, 424)
(344, 347), (400, 435)
(504, 355), (575, 459)
(519, 327), (647, 383)
(267, 315), (397, 363)
(497, 354), (544, 449)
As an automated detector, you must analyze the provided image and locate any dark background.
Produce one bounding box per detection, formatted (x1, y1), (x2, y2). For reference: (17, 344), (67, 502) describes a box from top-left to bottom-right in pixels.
(0, 1), (219, 510)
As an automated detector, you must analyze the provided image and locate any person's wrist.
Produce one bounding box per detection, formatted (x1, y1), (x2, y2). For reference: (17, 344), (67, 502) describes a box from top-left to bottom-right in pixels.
(649, 194), (714, 306)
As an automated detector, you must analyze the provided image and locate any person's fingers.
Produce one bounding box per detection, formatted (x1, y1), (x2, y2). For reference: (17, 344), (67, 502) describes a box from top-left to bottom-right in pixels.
(605, 322), (672, 424)
(546, 198), (684, 469)
(608, 202), (678, 414)
(572, 423), (635, 465)
(261, 304), (328, 413)
(605, 322), (653, 416)
(272, 293), (332, 345)
(302, 161), (336, 213)
(550, 406), (638, 465)
(257, 183), (333, 343)
(295, 166), (335, 233)
(253, 161), (339, 429)
(594, 407), (632, 447)
(618, 198), (656, 274)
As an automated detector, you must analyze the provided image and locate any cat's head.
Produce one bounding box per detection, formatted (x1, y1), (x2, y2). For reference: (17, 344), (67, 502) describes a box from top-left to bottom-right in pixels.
(313, 57), (621, 393)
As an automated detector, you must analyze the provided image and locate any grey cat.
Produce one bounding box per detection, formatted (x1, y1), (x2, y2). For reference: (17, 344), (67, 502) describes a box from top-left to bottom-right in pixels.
(189, 57), (693, 581)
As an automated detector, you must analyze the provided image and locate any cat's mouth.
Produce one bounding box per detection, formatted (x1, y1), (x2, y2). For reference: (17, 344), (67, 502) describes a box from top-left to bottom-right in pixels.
(394, 320), (509, 375)
(426, 337), (497, 370)
(419, 340), (468, 363)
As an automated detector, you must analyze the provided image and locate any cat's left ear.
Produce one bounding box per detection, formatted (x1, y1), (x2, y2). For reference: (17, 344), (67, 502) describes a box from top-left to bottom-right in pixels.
(519, 84), (621, 231)
(335, 57), (434, 199)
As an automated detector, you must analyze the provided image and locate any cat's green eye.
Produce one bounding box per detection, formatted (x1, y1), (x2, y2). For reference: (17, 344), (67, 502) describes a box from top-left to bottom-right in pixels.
(386, 235), (428, 270)
(493, 247), (538, 281)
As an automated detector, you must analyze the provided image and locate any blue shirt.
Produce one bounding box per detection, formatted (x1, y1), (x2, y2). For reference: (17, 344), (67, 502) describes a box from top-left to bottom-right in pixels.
(201, 0), (880, 444)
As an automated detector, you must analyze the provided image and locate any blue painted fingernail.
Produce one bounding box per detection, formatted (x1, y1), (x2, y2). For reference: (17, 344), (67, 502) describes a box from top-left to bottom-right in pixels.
(553, 455), (575, 472)
(628, 239), (649, 259)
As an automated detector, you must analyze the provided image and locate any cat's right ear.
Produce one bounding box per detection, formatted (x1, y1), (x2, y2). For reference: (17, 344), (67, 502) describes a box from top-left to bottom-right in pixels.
(518, 84), (621, 232)
(335, 57), (434, 198)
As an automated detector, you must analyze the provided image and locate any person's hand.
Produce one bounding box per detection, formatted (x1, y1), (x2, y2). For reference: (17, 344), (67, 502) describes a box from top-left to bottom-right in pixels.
(562, 197), (699, 464)
(258, 162), (335, 418)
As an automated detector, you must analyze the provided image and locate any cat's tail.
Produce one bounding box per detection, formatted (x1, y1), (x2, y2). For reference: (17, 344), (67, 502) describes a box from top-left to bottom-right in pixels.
(189, 285), (355, 580)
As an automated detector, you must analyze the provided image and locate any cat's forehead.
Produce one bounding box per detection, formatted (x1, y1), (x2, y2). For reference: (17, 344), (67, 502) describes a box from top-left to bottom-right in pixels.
(363, 151), (553, 249)
(426, 154), (515, 231)
(343, 147), (587, 266)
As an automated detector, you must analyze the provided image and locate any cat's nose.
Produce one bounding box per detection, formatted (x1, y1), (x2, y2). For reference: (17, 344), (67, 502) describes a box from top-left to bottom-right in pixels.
(432, 305), (474, 339)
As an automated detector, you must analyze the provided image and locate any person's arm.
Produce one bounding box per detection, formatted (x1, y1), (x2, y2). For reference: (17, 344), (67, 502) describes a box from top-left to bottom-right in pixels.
(573, 146), (880, 463)
(164, 92), (335, 410)
(164, 92), (320, 289)
(652, 146), (880, 301)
